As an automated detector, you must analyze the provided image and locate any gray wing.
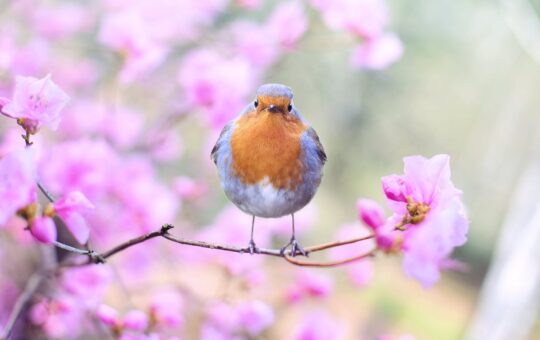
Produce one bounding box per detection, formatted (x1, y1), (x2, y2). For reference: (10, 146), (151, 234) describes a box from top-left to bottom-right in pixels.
(210, 121), (234, 165)
(306, 127), (327, 164)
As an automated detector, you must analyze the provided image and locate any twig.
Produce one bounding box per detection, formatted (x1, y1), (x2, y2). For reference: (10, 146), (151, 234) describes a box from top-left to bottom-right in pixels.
(304, 234), (375, 253)
(59, 224), (381, 268)
(37, 182), (55, 203)
(284, 249), (377, 267)
(1, 272), (45, 340)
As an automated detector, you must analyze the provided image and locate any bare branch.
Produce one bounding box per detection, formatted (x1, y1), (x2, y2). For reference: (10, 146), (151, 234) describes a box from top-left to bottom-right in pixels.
(1, 272), (45, 340)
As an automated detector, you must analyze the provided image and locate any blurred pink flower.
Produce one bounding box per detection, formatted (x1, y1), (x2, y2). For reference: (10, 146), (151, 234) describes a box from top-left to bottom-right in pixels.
(30, 3), (94, 40)
(206, 302), (241, 334)
(62, 266), (112, 307)
(357, 198), (386, 230)
(330, 224), (375, 286)
(111, 157), (179, 233)
(178, 49), (255, 129)
(123, 310), (149, 332)
(30, 217), (57, 244)
(39, 139), (118, 198)
(30, 297), (83, 338)
(267, 1), (308, 50)
(174, 176), (209, 200)
(0, 149), (36, 225)
(149, 130), (184, 162)
(237, 300), (274, 336)
(2, 38), (50, 77)
(381, 154), (469, 287)
(102, 106), (145, 149)
(286, 270), (333, 303)
(2, 75), (69, 131)
(0, 97), (9, 112)
(98, 10), (168, 83)
(57, 101), (105, 138)
(96, 304), (120, 327)
(150, 290), (184, 329)
(236, 0), (263, 9)
(291, 310), (343, 340)
(351, 33), (403, 70)
(312, 0), (389, 39)
(53, 191), (94, 244)
(230, 21), (279, 68)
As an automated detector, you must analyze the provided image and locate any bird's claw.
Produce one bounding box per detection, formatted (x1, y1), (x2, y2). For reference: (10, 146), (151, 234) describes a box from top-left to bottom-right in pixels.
(247, 240), (259, 255)
(280, 237), (307, 257)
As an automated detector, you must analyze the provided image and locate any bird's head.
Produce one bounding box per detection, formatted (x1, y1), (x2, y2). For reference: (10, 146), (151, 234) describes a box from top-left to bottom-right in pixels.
(254, 83), (294, 115)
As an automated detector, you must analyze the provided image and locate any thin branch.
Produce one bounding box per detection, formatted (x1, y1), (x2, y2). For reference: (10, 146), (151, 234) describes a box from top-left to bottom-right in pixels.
(304, 234), (375, 253)
(100, 224), (174, 260)
(37, 182), (55, 203)
(1, 272), (45, 340)
(162, 233), (283, 257)
(59, 224), (382, 269)
(284, 249), (377, 267)
(51, 241), (89, 255)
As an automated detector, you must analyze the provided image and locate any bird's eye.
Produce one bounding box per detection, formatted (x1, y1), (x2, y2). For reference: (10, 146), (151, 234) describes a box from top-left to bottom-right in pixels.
(287, 104), (292, 112)
(254, 100), (258, 108)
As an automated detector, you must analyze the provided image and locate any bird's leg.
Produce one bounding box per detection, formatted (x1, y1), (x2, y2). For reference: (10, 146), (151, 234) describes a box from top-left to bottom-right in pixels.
(280, 214), (307, 257)
(247, 215), (259, 255)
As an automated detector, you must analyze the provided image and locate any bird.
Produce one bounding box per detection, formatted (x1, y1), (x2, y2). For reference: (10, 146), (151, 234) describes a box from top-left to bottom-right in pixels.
(211, 83), (326, 257)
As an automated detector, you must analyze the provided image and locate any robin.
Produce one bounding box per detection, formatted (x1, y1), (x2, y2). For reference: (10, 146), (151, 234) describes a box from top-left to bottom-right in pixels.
(211, 83), (326, 256)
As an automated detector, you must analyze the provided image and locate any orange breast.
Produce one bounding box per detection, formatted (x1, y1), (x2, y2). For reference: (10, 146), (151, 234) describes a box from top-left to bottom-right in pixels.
(230, 111), (308, 190)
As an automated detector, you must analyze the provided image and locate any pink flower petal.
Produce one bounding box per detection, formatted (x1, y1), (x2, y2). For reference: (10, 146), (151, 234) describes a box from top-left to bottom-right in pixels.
(357, 198), (386, 229)
(30, 217), (57, 244)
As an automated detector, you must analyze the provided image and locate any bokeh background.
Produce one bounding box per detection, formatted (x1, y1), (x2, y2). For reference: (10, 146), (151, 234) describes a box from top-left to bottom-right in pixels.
(1, 0), (540, 339)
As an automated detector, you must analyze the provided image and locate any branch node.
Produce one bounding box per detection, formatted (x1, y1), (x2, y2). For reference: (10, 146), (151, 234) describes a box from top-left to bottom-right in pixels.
(89, 251), (106, 264)
(160, 224), (174, 234)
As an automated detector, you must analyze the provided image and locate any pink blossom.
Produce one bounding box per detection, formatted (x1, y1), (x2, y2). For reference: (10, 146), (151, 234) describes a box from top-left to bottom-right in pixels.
(230, 21), (279, 68)
(57, 101), (105, 138)
(39, 139), (118, 198)
(30, 217), (57, 244)
(98, 10), (168, 83)
(382, 154), (469, 287)
(30, 297), (82, 338)
(62, 266), (112, 306)
(96, 304), (120, 327)
(236, 0), (263, 9)
(29, 3), (94, 40)
(312, 0), (389, 38)
(291, 310), (343, 340)
(206, 302), (241, 333)
(351, 33), (403, 70)
(357, 198), (385, 230)
(0, 97), (9, 112)
(177, 49), (256, 129)
(123, 310), (149, 331)
(174, 176), (208, 200)
(2, 75), (69, 131)
(0, 150), (36, 225)
(237, 300), (274, 336)
(267, 2), (308, 50)
(54, 191), (94, 244)
(101, 106), (145, 149)
(150, 290), (184, 329)
(286, 270), (333, 303)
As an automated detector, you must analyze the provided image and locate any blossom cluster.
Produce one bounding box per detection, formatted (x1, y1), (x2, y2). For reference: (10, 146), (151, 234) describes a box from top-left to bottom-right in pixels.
(0, 0), (467, 339)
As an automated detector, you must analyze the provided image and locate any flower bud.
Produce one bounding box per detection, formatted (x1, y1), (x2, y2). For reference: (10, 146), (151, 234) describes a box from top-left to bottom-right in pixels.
(357, 198), (385, 230)
(381, 175), (407, 202)
(30, 217), (57, 244)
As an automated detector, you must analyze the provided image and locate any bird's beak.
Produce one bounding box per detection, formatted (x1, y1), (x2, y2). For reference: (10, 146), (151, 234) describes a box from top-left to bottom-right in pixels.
(267, 104), (280, 113)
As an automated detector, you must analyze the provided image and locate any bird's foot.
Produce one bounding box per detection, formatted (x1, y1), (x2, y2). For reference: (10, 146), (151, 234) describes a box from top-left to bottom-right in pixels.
(280, 237), (307, 257)
(247, 240), (259, 255)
